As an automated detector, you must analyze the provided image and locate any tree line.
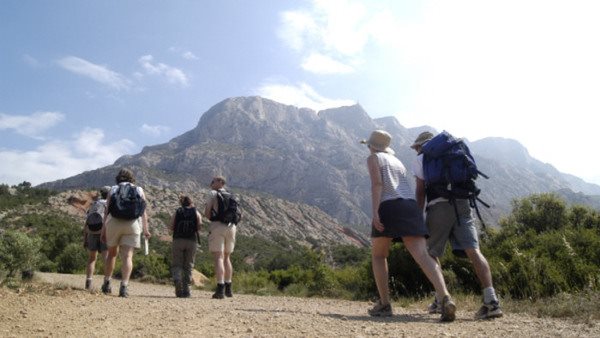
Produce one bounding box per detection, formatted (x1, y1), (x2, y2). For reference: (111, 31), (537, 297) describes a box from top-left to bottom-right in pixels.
(1, 184), (599, 301)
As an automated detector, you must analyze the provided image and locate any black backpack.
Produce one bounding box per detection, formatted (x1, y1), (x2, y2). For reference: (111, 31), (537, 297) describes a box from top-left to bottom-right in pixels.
(210, 191), (241, 225)
(173, 207), (199, 239)
(86, 200), (106, 232)
(422, 131), (490, 226)
(108, 184), (146, 220)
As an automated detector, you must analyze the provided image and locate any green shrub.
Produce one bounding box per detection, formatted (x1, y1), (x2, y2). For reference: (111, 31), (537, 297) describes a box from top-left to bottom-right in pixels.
(132, 253), (171, 280)
(0, 230), (42, 277)
(56, 242), (87, 273)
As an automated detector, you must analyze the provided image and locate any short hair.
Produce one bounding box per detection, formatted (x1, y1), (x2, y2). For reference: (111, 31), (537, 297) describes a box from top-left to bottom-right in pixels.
(115, 168), (135, 184)
(212, 175), (226, 185)
(179, 194), (193, 207)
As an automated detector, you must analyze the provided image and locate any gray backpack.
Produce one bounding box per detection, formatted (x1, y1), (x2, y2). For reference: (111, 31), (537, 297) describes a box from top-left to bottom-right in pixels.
(86, 200), (106, 231)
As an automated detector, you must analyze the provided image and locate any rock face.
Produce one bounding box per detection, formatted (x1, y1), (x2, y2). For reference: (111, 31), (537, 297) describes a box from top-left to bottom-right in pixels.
(40, 96), (600, 232)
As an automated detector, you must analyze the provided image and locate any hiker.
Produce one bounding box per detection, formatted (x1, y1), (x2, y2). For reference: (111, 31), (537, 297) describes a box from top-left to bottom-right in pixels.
(362, 130), (456, 321)
(204, 175), (239, 299)
(411, 131), (503, 319)
(83, 186), (111, 290)
(169, 194), (202, 298)
(100, 168), (151, 297)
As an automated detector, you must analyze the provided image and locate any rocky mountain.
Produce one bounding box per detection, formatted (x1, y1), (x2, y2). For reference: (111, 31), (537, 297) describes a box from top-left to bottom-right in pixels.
(40, 96), (600, 233)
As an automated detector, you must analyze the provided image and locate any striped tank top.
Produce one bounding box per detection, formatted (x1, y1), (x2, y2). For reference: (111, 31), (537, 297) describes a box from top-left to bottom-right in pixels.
(374, 152), (414, 202)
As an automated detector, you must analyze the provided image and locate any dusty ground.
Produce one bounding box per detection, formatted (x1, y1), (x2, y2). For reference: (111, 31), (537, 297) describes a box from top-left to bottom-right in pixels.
(0, 272), (598, 337)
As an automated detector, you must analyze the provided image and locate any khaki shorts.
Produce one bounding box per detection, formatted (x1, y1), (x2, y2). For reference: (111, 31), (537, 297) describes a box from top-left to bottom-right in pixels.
(208, 222), (236, 253)
(425, 199), (479, 257)
(105, 216), (142, 248)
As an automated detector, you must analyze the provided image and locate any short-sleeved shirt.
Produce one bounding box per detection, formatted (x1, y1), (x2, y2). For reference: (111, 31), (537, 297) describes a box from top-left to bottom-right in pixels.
(206, 188), (226, 221)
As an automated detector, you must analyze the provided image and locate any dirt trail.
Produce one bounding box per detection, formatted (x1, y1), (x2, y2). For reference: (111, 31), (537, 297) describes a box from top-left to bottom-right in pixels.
(0, 272), (598, 337)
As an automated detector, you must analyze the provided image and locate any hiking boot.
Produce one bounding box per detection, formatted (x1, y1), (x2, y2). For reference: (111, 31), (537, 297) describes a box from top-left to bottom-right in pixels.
(368, 300), (393, 317)
(174, 280), (183, 298)
(119, 285), (128, 298)
(440, 295), (456, 322)
(85, 279), (92, 290)
(224, 282), (233, 298)
(101, 280), (112, 294)
(212, 283), (225, 299)
(427, 298), (442, 314)
(181, 283), (191, 298)
(475, 301), (503, 320)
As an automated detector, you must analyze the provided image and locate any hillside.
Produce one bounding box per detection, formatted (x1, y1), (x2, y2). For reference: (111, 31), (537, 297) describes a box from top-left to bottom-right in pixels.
(1, 272), (598, 337)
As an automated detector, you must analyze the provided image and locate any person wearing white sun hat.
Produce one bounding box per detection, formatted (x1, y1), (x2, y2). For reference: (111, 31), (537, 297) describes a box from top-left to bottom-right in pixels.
(362, 130), (456, 321)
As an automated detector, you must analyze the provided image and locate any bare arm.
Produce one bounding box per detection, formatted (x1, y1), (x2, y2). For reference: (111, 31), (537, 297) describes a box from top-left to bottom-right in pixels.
(100, 192), (111, 243)
(140, 190), (151, 239)
(196, 210), (203, 232)
(204, 196), (214, 220)
(367, 154), (384, 232)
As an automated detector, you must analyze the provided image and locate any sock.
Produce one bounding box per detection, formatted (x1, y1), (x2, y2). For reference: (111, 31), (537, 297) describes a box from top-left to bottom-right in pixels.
(104, 276), (111, 282)
(217, 280), (224, 284)
(483, 287), (498, 304)
(121, 281), (128, 287)
(224, 280), (232, 284)
(86, 277), (93, 281)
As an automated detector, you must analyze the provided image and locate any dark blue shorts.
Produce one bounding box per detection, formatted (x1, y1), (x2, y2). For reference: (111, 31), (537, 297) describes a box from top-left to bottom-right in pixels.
(372, 198), (428, 240)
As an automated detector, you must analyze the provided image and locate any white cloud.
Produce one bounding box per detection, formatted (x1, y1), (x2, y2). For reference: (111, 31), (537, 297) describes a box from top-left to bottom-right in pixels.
(279, 0), (390, 73)
(182, 51), (199, 60)
(256, 82), (355, 111)
(140, 123), (170, 137)
(0, 128), (135, 186)
(0, 111), (64, 139)
(301, 52), (355, 74)
(57, 56), (131, 90)
(138, 55), (189, 87)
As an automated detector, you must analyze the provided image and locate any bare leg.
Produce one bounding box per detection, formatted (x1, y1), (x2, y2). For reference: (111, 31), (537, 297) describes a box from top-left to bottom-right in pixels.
(465, 248), (493, 288)
(86, 251), (98, 279)
(223, 252), (233, 282)
(212, 251), (225, 283)
(119, 245), (135, 284)
(403, 236), (450, 298)
(371, 237), (392, 305)
(104, 246), (119, 279)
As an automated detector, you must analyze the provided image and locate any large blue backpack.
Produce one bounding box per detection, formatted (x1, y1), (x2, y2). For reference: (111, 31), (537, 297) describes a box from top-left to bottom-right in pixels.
(422, 131), (490, 225)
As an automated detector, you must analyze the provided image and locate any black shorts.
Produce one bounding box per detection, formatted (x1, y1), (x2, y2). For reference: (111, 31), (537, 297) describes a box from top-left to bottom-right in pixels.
(371, 198), (428, 240)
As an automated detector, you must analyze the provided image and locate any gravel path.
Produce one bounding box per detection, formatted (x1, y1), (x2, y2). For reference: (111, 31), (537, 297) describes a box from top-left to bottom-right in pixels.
(0, 272), (598, 337)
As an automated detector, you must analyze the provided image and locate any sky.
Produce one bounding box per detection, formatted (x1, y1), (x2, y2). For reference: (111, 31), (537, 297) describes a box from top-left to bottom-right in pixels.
(1, 0), (600, 186)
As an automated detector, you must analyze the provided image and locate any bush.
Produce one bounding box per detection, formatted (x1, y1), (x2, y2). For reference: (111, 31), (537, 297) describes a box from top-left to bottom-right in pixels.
(56, 242), (87, 273)
(0, 230), (42, 277)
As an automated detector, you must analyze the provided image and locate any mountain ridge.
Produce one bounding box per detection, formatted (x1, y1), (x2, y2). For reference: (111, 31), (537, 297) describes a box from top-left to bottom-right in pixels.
(39, 96), (600, 234)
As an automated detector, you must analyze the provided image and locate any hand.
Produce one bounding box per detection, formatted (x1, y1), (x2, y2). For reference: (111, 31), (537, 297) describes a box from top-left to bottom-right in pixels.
(143, 230), (151, 239)
(100, 232), (106, 243)
(372, 217), (385, 233)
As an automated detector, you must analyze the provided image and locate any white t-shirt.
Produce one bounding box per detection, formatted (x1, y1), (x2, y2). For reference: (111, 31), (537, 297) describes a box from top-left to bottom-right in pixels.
(411, 154), (447, 206)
